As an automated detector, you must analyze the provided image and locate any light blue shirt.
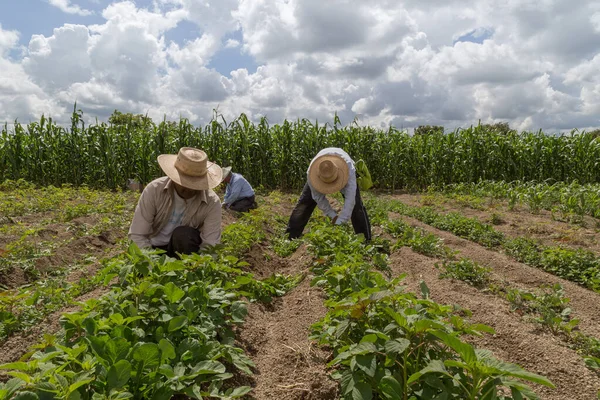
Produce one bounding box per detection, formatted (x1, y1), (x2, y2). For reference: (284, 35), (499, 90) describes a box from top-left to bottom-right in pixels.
(224, 173), (255, 205)
(307, 148), (357, 225)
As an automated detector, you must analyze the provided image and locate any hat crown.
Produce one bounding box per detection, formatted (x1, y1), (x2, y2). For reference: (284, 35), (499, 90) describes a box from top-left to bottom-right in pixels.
(318, 160), (338, 183)
(175, 147), (208, 177)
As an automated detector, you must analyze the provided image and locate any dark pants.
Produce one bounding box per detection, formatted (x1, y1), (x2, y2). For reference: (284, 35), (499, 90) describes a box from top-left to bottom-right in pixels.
(153, 226), (202, 258)
(285, 183), (372, 241)
(229, 195), (258, 212)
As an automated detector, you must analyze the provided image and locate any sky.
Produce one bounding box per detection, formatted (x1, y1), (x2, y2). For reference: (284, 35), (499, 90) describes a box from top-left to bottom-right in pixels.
(0, 0), (599, 132)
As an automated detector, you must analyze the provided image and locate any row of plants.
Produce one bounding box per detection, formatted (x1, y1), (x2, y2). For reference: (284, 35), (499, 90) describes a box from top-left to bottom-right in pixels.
(0, 210), (302, 399)
(4, 109), (600, 191)
(374, 197), (600, 292)
(299, 218), (553, 399)
(373, 204), (600, 382)
(434, 180), (600, 221)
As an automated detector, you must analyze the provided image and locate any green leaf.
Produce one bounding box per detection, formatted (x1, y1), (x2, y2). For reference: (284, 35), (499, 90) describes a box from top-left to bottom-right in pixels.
(106, 338), (130, 364)
(13, 392), (39, 400)
(158, 339), (176, 361)
(107, 360), (132, 390)
(228, 386), (253, 398)
(182, 297), (195, 313)
(352, 382), (372, 400)
(0, 378), (23, 397)
(0, 362), (30, 371)
(408, 359), (448, 384)
(69, 377), (94, 393)
(164, 282), (185, 303)
(110, 314), (125, 325)
(330, 342), (377, 365)
(420, 281), (430, 299)
(83, 317), (97, 335)
(384, 339), (410, 355)
(132, 343), (160, 370)
(380, 376), (403, 399)
(168, 316), (188, 332)
(430, 331), (476, 364)
(231, 301), (248, 323)
(188, 360), (226, 376)
(360, 334), (378, 343)
(340, 370), (356, 395)
(355, 354), (376, 378)
(150, 386), (174, 400)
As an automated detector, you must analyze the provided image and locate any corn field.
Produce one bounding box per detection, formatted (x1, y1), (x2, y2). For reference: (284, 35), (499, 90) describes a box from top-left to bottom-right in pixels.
(2, 109), (600, 191)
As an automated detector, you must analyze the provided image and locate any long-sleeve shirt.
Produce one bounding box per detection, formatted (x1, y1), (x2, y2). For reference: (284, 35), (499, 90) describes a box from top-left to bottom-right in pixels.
(307, 148), (357, 225)
(128, 176), (222, 251)
(223, 173), (255, 205)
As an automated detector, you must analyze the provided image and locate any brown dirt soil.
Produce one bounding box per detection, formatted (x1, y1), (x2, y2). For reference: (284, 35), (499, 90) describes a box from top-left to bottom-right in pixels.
(238, 244), (339, 400)
(0, 214), (124, 289)
(389, 247), (600, 400)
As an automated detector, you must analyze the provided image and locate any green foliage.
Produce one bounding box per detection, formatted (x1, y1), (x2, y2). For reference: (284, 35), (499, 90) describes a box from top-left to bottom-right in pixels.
(504, 284), (579, 335)
(384, 219), (450, 258)
(305, 221), (551, 399)
(388, 202), (505, 248)
(3, 110), (600, 191)
(0, 240), (298, 398)
(439, 259), (492, 288)
(441, 180), (600, 221)
(505, 237), (600, 291)
(378, 197), (600, 293)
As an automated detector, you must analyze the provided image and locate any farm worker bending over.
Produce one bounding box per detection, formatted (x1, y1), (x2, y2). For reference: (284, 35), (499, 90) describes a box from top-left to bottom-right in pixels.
(285, 147), (372, 241)
(221, 167), (258, 212)
(128, 147), (223, 258)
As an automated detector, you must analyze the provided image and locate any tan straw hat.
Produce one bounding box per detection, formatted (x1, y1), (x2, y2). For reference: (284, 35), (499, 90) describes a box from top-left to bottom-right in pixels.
(308, 154), (349, 194)
(158, 147), (222, 190)
(222, 166), (232, 180)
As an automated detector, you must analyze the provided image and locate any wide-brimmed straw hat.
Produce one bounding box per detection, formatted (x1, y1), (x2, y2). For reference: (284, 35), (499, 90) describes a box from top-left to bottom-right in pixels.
(222, 166), (232, 180)
(308, 154), (349, 194)
(158, 147), (222, 190)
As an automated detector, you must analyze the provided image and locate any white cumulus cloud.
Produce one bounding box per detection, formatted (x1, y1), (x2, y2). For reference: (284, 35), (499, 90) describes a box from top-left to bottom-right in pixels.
(48, 0), (93, 16)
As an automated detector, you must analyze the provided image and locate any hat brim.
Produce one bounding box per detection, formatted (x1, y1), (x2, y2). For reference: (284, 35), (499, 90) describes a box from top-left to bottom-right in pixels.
(222, 167), (232, 180)
(308, 155), (349, 194)
(158, 154), (222, 190)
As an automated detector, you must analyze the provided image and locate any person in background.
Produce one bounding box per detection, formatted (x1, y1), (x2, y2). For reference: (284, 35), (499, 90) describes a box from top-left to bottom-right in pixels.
(128, 147), (223, 258)
(285, 147), (371, 240)
(221, 167), (258, 212)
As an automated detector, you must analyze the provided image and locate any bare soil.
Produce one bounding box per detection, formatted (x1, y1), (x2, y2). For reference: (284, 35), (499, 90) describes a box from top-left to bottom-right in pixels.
(238, 243), (338, 400)
(0, 214), (125, 289)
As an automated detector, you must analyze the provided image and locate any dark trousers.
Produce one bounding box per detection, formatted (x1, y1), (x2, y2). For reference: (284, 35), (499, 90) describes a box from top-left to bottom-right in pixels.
(285, 183), (372, 240)
(229, 195), (258, 212)
(153, 226), (202, 258)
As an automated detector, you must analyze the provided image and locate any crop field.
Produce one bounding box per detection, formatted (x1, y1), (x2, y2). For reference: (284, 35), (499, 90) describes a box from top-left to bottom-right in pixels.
(2, 114), (600, 399)
(2, 181), (600, 399)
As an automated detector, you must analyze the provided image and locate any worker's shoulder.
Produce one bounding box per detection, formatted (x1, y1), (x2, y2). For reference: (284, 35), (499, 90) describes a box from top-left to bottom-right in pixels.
(205, 189), (222, 204)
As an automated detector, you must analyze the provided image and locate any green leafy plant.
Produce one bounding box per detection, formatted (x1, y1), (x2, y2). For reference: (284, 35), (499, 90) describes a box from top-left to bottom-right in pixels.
(439, 259), (492, 288)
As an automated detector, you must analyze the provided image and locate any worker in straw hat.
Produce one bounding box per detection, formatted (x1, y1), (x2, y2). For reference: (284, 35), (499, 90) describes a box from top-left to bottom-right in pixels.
(128, 147), (223, 258)
(285, 147), (371, 240)
(221, 167), (258, 212)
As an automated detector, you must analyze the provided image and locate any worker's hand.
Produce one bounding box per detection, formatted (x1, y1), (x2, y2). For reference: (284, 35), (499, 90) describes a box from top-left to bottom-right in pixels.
(331, 216), (338, 225)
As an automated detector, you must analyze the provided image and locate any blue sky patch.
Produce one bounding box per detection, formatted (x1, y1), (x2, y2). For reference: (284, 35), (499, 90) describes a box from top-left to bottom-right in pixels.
(208, 30), (258, 76)
(454, 27), (494, 45)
